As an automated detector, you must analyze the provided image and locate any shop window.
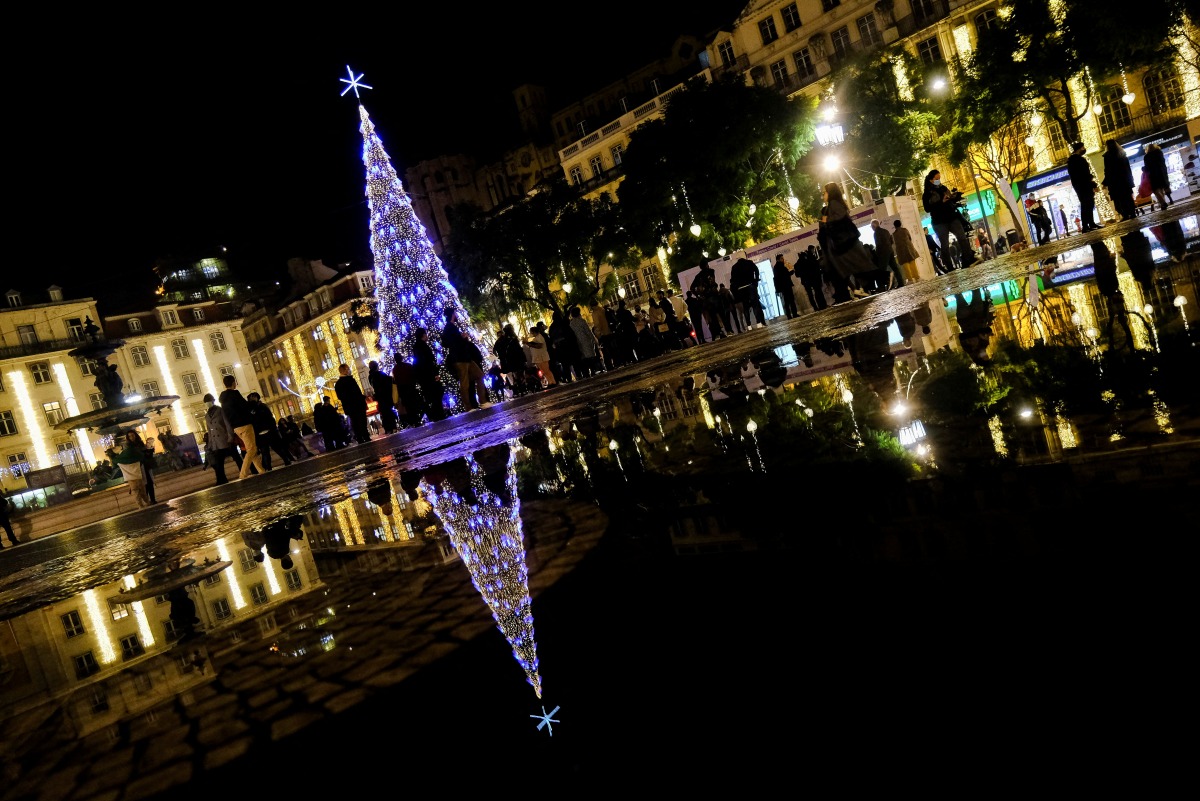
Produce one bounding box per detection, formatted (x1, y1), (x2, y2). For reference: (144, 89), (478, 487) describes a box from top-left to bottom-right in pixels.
(29, 362), (51, 384)
(770, 59), (789, 88)
(0, 411), (18, 437)
(131, 345), (150, 367)
(781, 3), (802, 32)
(758, 16), (779, 46)
(857, 13), (881, 46)
(62, 610), (86, 638)
(210, 331), (227, 352)
(172, 338), (189, 359)
(716, 40), (734, 67)
(1095, 86), (1132, 136)
(1144, 66), (1184, 116)
(917, 36), (943, 65)
(794, 48), (816, 79)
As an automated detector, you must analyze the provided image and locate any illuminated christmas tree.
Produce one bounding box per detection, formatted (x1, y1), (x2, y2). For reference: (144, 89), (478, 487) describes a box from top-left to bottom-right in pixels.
(423, 444), (542, 698)
(344, 67), (489, 413)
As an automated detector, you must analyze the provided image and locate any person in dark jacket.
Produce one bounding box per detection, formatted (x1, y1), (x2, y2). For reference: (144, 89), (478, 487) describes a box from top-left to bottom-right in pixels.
(410, 328), (446, 422)
(1067, 142), (1102, 232)
(772, 254), (799, 319)
(728, 256), (764, 328)
(247, 392), (292, 470)
(442, 311), (492, 411)
(313, 396), (345, 451)
(219, 374), (264, 480)
(548, 310), (579, 382)
(795, 246), (827, 311)
(334, 363), (370, 443)
(1143, 142), (1173, 210)
(0, 489), (20, 547)
(923, 169), (977, 269)
(367, 360), (397, 434)
(493, 323), (528, 396)
(1101, 138), (1136, 222)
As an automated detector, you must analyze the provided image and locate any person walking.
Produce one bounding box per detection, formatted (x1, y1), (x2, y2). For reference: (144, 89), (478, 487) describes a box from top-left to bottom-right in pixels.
(248, 392), (292, 470)
(1102, 138), (1136, 222)
(0, 489), (21, 546)
(820, 182), (875, 299)
(202, 392), (240, 484)
(923, 169), (977, 269)
(1143, 142), (1173, 210)
(1067, 141), (1103, 232)
(729, 253), (766, 328)
(109, 431), (151, 508)
(794, 246), (827, 312)
(892, 220), (922, 286)
(1027, 197), (1053, 245)
(218, 374), (265, 480)
(442, 311), (492, 411)
(923, 226), (946, 273)
(367, 360), (397, 435)
(334, 363), (371, 443)
(772, 254), (799, 319)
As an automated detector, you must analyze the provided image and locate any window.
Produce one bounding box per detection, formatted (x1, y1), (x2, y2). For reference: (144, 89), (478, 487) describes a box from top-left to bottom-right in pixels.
(1095, 86), (1132, 135)
(8, 452), (31, 476)
(340, 312), (352, 332)
(89, 393), (104, 411)
(29, 362), (51, 384)
(161, 310), (179, 326)
(203, 572), (222, 586)
(62, 610), (86, 638)
(313, 325), (326, 341)
(781, 2), (802, 32)
(589, 155), (604, 179)
(17, 325), (38, 345)
(758, 16), (779, 45)
(110, 601), (129, 621)
(831, 26), (852, 60)
(212, 598), (232, 620)
(251, 355), (261, 373)
(133, 672), (154, 694)
(0, 411), (17, 436)
(319, 290), (331, 309)
(56, 441), (79, 465)
(350, 342), (364, 359)
(141, 380), (160, 396)
(285, 570), (303, 591)
(120, 633), (145, 661)
(917, 36), (943, 65)
(163, 619), (182, 641)
(219, 365), (235, 378)
(770, 59), (789, 88)
(611, 144), (623, 166)
(192, 308), (205, 321)
(210, 331), (227, 351)
(358, 275), (374, 292)
(128, 318), (142, 332)
(857, 13), (881, 46)
(66, 317), (85, 341)
(77, 357), (98, 377)
(320, 354), (334, 371)
(131, 345), (151, 367)
(327, 320), (340, 340)
(43, 401), (64, 426)
(250, 583), (269, 605)
(171, 338), (189, 359)
(794, 48), (816, 78)
(716, 40), (734, 67)
(621, 272), (642, 300)
(913, 0), (935, 20)
(202, 262), (220, 279)
(182, 372), (201, 395)
(1048, 121), (1068, 154)
(821, 0), (840, 10)
(974, 8), (998, 32)
(239, 547), (260, 572)
(641, 265), (664, 292)
(569, 165), (583, 186)
(1144, 66), (1184, 116)
(73, 651), (100, 679)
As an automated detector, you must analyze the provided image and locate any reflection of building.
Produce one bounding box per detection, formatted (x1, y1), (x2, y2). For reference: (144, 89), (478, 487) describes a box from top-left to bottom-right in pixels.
(0, 285), (103, 496)
(0, 534), (320, 738)
(239, 260), (379, 423)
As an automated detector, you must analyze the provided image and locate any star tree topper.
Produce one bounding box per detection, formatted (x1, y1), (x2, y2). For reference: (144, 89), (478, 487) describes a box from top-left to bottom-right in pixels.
(339, 65), (373, 98)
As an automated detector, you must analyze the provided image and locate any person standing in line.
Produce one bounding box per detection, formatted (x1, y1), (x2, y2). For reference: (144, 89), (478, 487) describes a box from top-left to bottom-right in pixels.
(334, 363), (371, 443)
(772, 254), (799, 319)
(1067, 141), (1103, 232)
(526, 321), (556, 387)
(248, 392), (292, 470)
(891, 220), (921, 286)
(794, 246), (826, 312)
(367, 360), (397, 435)
(202, 392), (241, 485)
(442, 311), (493, 411)
(922, 169), (977, 270)
(0, 489), (20, 547)
(548, 310), (579, 383)
(569, 306), (602, 378)
(1027, 197), (1053, 244)
(137, 432), (158, 503)
(494, 323), (528, 396)
(870, 219), (898, 291)
(1143, 142), (1173, 210)
(729, 253), (766, 328)
(820, 183), (874, 299)
(410, 327), (446, 421)
(923, 226), (946, 273)
(1101, 138), (1136, 222)
(684, 291), (707, 343)
(313, 396), (342, 451)
(219, 374), (265, 480)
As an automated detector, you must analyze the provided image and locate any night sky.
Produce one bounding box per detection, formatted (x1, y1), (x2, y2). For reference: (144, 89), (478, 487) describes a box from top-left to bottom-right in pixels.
(14, 3), (745, 308)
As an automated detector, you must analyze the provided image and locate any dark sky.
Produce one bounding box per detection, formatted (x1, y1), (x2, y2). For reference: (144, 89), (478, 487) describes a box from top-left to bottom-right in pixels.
(14, 3), (745, 307)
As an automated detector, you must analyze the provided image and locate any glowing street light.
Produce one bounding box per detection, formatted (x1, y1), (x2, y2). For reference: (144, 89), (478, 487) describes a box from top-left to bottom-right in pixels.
(823, 154), (841, 173)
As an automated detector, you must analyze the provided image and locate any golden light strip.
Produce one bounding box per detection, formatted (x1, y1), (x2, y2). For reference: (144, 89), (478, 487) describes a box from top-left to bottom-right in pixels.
(1117, 272), (1150, 350)
(83, 588), (117, 664)
(51, 361), (97, 465)
(331, 318), (355, 370)
(153, 345), (191, 435)
(892, 55), (913, 102)
(1067, 285), (1096, 331)
(1176, 26), (1200, 119)
(953, 24), (972, 58)
(6, 370), (51, 470)
(123, 576), (156, 648)
(335, 499), (364, 545)
(191, 338), (219, 399)
(988, 415), (1009, 457)
(263, 550), (282, 596)
(215, 537), (247, 610)
(284, 335), (316, 413)
(1071, 75), (1102, 154)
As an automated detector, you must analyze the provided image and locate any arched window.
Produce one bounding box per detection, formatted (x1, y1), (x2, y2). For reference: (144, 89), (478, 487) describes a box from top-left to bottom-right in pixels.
(1143, 65), (1184, 116)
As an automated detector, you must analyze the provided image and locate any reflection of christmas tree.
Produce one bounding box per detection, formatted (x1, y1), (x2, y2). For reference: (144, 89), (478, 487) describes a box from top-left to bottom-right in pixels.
(423, 444), (542, 698)
(354, 101), (489, 412)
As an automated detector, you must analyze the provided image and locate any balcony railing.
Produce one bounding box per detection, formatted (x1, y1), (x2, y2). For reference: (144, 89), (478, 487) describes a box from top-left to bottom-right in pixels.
(712, 53), (750, 81)
(894, 0), (951, 38)
(0, 335), (95, 360)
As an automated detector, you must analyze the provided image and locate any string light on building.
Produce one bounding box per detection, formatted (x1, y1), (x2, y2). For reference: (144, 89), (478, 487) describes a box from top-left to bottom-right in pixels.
(190, 338), (220, 400)
(50, 362), (97, 465)
(5, 370), (50, 471)
(153, 345), (190, 435)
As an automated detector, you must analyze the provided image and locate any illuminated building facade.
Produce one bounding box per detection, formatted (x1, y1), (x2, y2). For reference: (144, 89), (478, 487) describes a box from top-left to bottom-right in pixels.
(0, 285), (104, 494)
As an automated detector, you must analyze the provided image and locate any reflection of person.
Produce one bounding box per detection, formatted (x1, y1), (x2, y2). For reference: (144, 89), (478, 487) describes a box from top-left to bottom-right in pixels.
(0, 490), (21, 547)
(954, 289), (995, 365)
(167, 586), (201, 641)
(258, 517), (304, 571)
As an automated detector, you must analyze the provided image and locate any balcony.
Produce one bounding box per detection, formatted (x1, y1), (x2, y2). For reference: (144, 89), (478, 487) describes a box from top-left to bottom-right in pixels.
(893, 0), (951, 38)
(0, 336), (96, 361)
(712, 53), (750, 82)
(557, 82), (690, 163)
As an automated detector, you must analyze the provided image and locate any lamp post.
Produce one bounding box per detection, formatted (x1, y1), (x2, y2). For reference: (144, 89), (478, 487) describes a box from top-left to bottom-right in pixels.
(815, 104), (848, 200)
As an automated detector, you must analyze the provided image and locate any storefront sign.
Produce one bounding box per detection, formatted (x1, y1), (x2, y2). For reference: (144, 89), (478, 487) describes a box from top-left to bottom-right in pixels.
(1045, 264), (1095, 287)
(1120, 124), (1191, 159)
(25, 465), (68, 490)
(1020, 167), (1070, 195)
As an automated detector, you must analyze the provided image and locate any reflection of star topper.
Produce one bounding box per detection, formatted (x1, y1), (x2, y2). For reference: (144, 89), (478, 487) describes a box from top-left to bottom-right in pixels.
(530, 705), (561, 737)
(339, 65), (373, 99)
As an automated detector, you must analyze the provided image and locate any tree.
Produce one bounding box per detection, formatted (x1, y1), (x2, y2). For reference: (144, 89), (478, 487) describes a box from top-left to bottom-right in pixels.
(442, 176), (624, 322)
(354, 101), (490, 412)
(615, 75), (818, 277)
